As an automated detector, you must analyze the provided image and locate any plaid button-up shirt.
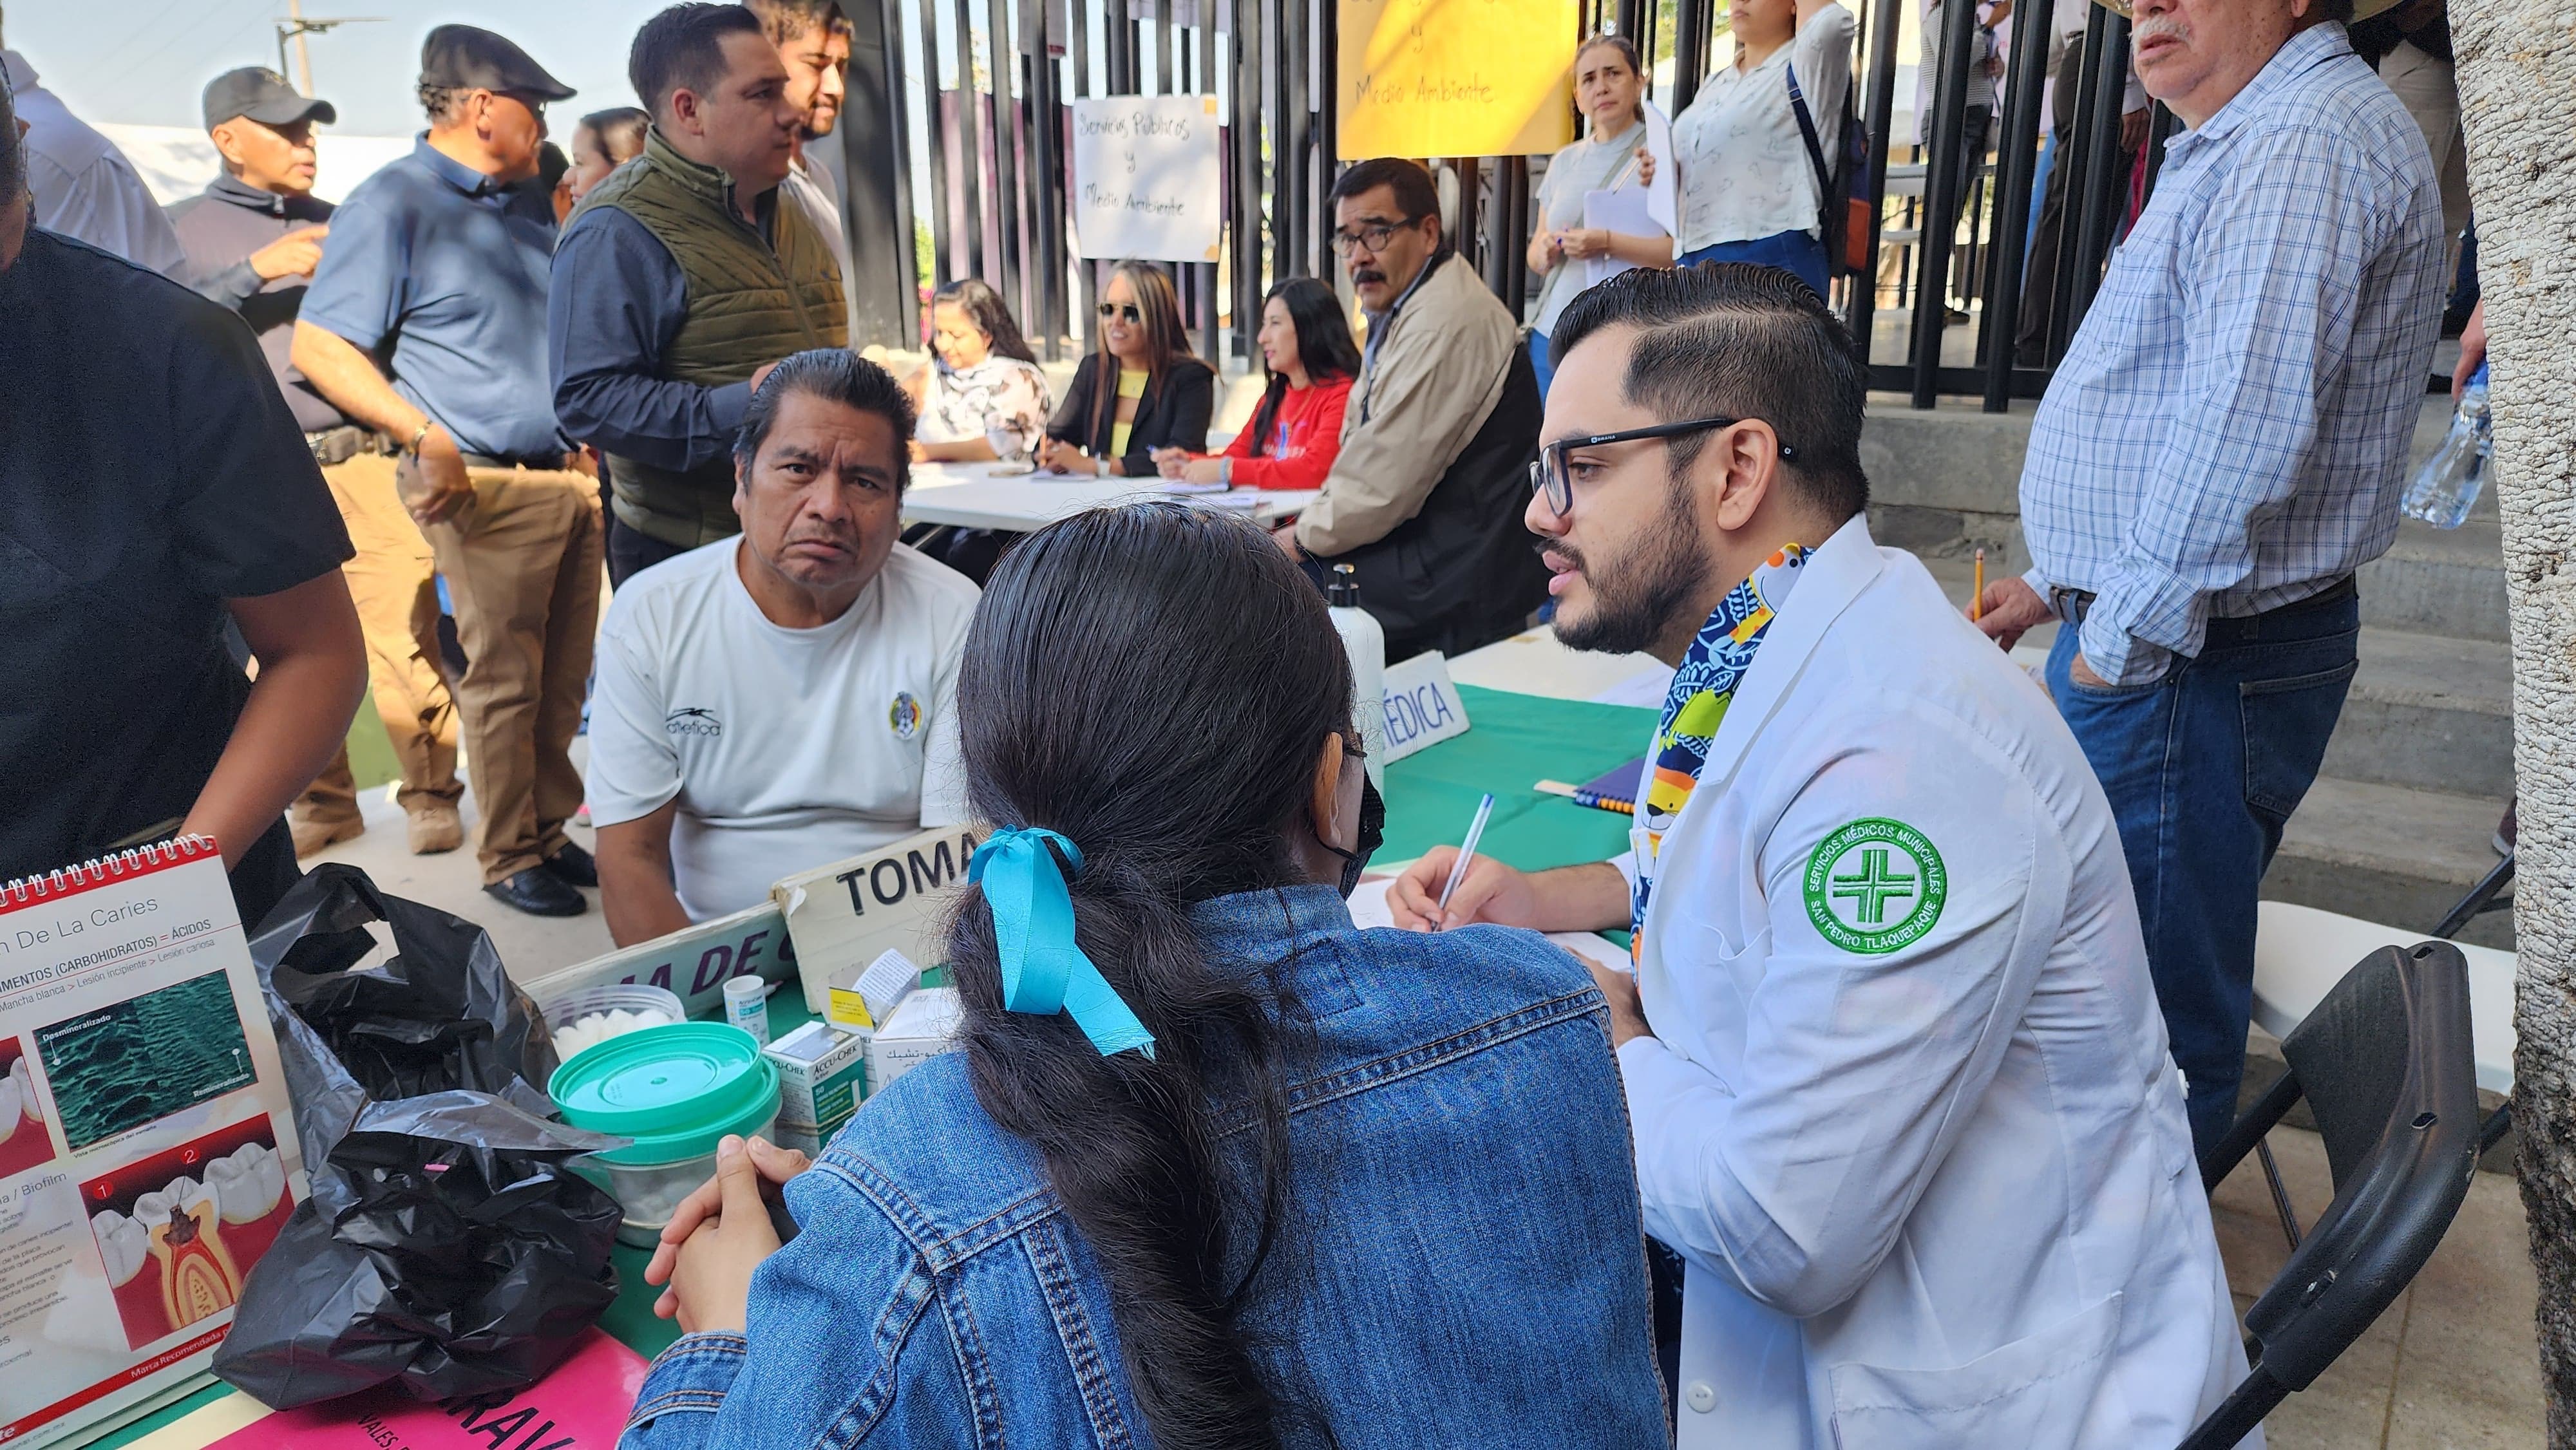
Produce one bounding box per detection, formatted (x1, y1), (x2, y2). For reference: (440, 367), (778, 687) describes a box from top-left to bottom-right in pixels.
(2018, 22), (2444, 684)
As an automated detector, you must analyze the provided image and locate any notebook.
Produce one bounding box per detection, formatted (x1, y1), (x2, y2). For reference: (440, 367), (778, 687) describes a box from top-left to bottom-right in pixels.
(1578, 757), (1649, 812)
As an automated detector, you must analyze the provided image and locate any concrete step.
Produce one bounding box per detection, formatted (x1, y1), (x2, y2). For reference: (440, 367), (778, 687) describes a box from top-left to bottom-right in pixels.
(2325, 626), (2514, 798)
(2359, 517), (2507, 641)
(1864, 392), (2490, 594)
(2264, 775), (2514, 951)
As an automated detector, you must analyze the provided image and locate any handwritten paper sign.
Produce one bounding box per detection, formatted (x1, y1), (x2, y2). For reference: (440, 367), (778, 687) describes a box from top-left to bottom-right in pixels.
(1070, 95), (1223, 262)
(1379, 650), (1473, 763)
(1337, 0), (1578, 159)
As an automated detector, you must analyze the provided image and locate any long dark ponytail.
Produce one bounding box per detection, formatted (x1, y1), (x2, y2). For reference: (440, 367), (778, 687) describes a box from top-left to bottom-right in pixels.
(949, 502), (1353, 1449)
(1246, 276), (1362, 459)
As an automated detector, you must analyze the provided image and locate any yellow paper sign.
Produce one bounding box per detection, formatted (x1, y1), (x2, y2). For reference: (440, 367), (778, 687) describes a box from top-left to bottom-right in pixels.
(1337, 0), (1578, 160)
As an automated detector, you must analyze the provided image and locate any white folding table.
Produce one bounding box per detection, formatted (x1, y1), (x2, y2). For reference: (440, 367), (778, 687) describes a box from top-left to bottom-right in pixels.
(900, 476), (1318, 532)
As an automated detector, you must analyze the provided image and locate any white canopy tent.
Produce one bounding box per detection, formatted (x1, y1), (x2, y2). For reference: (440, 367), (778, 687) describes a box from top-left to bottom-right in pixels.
(95, 122), (414, 207)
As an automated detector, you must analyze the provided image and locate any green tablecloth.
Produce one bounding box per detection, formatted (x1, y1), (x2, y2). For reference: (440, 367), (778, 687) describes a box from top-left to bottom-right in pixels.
(83, 684), (1654, 1447)
(1379, 684), (1653, 871)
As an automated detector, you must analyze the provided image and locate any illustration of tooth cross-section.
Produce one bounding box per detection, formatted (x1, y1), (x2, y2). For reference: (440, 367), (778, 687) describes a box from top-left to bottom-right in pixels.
(84, 1125), (294, 1351)
(0, 1039), (58, 1180)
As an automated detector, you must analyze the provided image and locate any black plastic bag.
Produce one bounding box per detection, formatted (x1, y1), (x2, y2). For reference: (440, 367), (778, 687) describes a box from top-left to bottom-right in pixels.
(213, 865), (629, 1409)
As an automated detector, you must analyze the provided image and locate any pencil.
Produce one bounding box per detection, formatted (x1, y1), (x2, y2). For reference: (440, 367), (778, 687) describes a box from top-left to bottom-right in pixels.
(1971, 547), (1987, 622)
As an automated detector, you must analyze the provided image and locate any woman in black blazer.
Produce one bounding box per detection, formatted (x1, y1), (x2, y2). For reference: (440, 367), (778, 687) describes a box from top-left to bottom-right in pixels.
(1039, 261), (1217, 478)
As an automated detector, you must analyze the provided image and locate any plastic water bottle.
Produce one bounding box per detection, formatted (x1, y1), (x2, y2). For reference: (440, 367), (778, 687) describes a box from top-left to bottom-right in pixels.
(2403, 362), (2492, 529)
(1326, 564), (1387, 789)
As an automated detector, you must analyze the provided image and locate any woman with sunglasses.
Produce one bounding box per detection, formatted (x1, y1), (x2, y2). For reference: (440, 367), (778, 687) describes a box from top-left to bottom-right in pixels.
(1037, 260), (1217, 477)
(1153, 276), (1360, 491)
(630, 502), (1667, 1450)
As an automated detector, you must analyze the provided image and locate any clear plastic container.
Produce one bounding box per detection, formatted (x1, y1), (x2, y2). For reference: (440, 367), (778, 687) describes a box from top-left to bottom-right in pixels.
(577, 1108), (782, 1247)
(537, 981), (687, 1068)
(549, 1022), (781, 1247)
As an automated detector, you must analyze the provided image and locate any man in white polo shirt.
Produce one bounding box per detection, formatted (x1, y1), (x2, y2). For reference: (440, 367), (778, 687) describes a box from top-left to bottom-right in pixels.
(589, 350), (976, 943)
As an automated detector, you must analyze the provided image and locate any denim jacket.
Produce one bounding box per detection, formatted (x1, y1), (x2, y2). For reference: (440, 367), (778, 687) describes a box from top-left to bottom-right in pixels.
(622, 883), (1667, 1448)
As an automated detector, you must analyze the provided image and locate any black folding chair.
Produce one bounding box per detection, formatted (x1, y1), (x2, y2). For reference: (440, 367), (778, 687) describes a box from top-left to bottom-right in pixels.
(2180, 941), (2480, 1450)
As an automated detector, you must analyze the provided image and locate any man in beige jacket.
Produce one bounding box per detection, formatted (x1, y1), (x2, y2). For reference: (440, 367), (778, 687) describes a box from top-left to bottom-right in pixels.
(1285, 157), (1545, 661)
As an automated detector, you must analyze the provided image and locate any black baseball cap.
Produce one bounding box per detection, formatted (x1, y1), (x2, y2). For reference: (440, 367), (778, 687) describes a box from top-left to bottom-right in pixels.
(201, 68), (337, 132)
(418, 24), (576, 102)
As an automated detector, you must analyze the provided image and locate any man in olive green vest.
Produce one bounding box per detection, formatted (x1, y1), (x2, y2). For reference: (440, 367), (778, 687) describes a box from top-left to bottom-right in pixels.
(549, 1), (847, 586)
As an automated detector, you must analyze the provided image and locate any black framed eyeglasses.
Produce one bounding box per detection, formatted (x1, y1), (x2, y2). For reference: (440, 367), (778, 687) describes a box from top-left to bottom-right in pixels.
(1328, 217), (1425, 256)
(1096, 301), (1141, 323)
(1528, 415), (1797, 517)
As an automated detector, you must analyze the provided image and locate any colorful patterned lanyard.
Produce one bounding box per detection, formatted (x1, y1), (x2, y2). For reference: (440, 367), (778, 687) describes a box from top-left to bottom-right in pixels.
(1632, 544), (1809, 941)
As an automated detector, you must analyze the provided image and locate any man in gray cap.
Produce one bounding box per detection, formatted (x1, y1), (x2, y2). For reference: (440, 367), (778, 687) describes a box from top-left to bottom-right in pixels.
(295, 26), (605, 918)
(170, 66), (466, 862)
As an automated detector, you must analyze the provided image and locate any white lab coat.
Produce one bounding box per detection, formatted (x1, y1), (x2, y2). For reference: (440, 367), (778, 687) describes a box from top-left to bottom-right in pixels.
(1619, 516), (2250, 1449)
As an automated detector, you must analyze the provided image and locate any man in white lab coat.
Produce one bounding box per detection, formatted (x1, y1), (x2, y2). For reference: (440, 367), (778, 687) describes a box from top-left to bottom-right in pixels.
(1388, 264), (2247, 1449)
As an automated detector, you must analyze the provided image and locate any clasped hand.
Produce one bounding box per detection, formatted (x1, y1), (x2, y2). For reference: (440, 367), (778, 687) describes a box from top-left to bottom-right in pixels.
(642, 1134), (810, 1336)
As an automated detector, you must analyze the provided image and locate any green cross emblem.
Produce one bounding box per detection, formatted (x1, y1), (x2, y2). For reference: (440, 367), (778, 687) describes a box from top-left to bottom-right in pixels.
(1804, 818), (1948, 955)
(1830, 847), (1918, 925)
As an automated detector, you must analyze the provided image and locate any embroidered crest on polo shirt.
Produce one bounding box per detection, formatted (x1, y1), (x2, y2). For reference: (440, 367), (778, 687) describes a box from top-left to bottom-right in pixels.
(887, 692), (923, 741)
(1803, 818), (1947, 956)
(665, 707), (723, 739)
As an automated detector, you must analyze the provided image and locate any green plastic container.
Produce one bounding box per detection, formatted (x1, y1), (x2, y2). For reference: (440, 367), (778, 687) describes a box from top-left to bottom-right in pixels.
(550, 1022), (781, 1245)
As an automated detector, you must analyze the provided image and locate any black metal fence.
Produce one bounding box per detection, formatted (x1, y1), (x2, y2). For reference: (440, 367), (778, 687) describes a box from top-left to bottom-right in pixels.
(833, 0), (2156, 411)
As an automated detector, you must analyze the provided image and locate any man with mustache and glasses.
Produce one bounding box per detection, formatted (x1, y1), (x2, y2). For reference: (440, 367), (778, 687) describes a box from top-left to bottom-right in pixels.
(1284, 157), (1548, 661)
(587, 350), (975, 946)
(1972, 0), (2444, 1158)
(1390, 263), (2244, 1449)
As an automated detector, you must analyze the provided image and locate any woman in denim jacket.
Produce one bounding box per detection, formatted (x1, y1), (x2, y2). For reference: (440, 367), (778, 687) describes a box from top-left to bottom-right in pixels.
(628, 502), (1667, 1449)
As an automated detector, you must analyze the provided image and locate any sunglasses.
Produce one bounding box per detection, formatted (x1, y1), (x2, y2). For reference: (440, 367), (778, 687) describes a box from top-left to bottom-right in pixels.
(1529, 415), (1797, 517)
(1097, 302), (1142, 323)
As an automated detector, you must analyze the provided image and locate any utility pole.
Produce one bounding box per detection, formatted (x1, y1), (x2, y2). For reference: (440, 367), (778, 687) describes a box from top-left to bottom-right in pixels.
(274, 5), (383, 98)
(288, 0), (314, 95)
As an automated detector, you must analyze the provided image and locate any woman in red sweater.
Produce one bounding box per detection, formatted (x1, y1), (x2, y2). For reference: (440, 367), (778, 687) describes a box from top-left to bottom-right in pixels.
(1155, 277), (1359, 491)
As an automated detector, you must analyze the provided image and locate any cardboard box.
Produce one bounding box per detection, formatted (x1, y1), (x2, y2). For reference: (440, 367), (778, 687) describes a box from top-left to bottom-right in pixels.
(762, 1019), (869, 1131)
(773, 826), (980, 1017)
(827, 948), (923, 1031)
(867, 987), (963, 1093)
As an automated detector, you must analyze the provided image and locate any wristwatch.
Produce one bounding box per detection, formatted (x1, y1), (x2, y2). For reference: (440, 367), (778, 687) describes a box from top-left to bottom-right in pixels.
(1220, 457), (1234, 487)
(404, 420), (435, 455)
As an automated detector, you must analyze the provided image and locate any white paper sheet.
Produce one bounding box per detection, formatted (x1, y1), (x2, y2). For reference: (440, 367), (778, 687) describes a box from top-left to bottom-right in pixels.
(1344, 878), (1630, 974)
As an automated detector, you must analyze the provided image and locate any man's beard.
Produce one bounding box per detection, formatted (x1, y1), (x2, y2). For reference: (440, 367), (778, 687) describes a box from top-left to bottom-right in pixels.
(1550, 479), (1709, 655)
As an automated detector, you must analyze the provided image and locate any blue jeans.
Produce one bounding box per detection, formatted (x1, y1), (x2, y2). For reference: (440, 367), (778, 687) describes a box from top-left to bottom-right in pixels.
(1678, 230), (1830, 298)
(2045, 582), (2361, 1158)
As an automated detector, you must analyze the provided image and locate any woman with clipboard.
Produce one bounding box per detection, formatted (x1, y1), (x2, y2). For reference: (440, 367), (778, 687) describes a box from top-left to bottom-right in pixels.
(1526, 35), (1676, 398)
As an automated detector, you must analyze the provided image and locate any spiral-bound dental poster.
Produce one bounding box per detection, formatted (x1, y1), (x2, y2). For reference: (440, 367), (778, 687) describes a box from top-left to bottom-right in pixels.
(0, 838), (301, 1449)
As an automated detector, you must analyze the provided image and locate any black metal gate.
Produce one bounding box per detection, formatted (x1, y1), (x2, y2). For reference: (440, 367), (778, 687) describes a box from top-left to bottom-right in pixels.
(836, 0), (2157, 408)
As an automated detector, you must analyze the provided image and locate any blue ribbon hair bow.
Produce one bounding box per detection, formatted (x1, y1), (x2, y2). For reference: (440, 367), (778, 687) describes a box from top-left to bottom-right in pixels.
(968, 827), (1156, 1060)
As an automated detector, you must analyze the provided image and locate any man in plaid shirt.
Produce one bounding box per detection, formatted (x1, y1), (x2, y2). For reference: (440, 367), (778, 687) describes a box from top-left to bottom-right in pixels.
(1973, 0), (2443, 1156)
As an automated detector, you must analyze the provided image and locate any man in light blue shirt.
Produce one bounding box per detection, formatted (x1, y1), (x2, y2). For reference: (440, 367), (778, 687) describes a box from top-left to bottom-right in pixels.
(1973, 0), (2443, 1154)
(293, 26), (608, 921)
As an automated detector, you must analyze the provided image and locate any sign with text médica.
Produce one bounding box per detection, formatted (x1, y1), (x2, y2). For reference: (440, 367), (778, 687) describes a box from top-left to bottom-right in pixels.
(1336, 0), (1578, 159)
(1070, 95), (1223, 263)
(1379, 650), (1473, 763)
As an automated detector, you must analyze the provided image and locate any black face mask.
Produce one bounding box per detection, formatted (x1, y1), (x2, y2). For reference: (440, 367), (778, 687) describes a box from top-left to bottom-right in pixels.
(1315, 775), (1387, 899)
